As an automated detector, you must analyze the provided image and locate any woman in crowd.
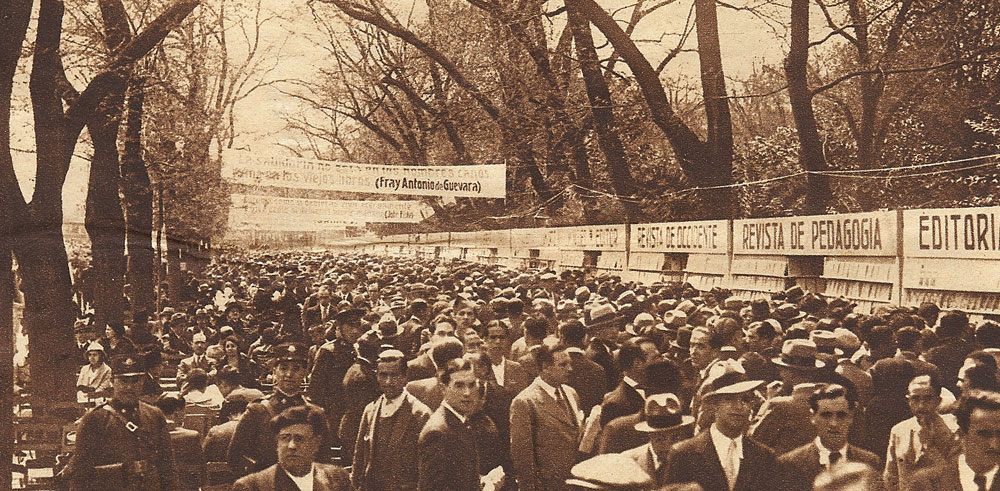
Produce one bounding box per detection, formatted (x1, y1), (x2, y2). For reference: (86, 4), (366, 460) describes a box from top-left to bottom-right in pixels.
(213, 335), (260, 389)
(75, 341), (112, 400)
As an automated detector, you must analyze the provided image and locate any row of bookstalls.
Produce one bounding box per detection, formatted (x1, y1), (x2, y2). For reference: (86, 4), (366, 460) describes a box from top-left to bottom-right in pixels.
(349, 206), (1000, 315)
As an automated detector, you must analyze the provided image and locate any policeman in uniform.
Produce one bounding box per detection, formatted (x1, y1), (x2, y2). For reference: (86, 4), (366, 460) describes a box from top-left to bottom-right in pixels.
(228, 342), (327, 477)
(66, 354), (179, 491)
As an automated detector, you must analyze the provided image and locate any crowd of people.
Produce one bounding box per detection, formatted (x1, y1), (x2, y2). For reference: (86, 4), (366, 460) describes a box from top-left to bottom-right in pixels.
(60, 250), (1000, 491)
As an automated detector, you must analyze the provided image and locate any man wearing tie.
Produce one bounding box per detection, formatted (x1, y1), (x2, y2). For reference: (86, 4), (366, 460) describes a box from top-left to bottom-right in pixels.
(664, 367), (779, 491)
(910, 389), (1000, 491)
(778, 384), (881, 491)
(177, 332), (213, 384)
(621, 393), (695, 487)
(510, 338), (583, 491)
(351, 350), (432, 491)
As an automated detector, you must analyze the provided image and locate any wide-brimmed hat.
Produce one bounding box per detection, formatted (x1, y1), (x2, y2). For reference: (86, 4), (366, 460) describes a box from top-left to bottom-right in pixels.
(701, 363), (764, 401)
(635, 393), (694, 432)
(784, 285), (806, 303)
(663, 309), (688, 329)
(772, 339), (825, 370)
(773, 303), (808, 322)
(809, 330), (845, 356)
(670, 326), (693, 350)
(335, 307), (365, 322)
(565, 454), (653, 490)
(627, 312), (657, 336)
(586, 303), (620, 330)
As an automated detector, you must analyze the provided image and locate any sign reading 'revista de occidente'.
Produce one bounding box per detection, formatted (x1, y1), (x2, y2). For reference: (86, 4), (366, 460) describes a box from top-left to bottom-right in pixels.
(734, 211), (898, 256)
(221, 152), (506, 198)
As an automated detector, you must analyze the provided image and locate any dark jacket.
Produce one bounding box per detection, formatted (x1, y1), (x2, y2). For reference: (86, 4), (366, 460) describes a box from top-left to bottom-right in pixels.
(777, 441), (882, 491)
(418, 406), (484, 491)
(351, 393), (432, 491)
(664, 430), (779, 491)
(232, 463), (351, 491)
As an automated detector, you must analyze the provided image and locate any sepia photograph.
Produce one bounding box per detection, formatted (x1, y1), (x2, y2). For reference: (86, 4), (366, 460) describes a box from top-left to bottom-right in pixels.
(3, 0), (999, 489)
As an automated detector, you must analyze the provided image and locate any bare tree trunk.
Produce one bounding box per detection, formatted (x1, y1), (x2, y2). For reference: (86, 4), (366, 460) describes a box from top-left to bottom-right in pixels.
(694, 0), (735, 218)
(1, 3), (31, 476)
(86, 86), (128, 331)
(566, 3), (641, 221)
(0, 145), (14, 491)
(122, 78), (156, 317)
(786, 0), (830, 214)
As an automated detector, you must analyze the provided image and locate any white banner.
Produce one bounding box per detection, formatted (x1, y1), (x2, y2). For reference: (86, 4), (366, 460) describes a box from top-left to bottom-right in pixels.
(734, 211), (897, 256)
(228, 194), (433, 231)
(903, 207), (1000, 259)
(631, 220), (729, 253)
(222, 153), (506, 198)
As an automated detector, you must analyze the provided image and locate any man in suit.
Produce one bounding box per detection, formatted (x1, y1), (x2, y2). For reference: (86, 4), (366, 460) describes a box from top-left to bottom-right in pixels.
(584, 304), (621, 391)
(599, 359), (683, 454)
(338, 330), (381, 464)
(177, 332), (214, 385)
(621, 393), (695, 487)
(664, 368), (779, 491)
(397, 298), (428, 358)
(751, 339), (826, 455)
(301, 287), (335, 329)
(408, 315), (458, 381)
(600, 337), (658, 425)
(909, 389), (1000, 491)
(559, 320), (607, 414)
(884, 374), (961, 490)
(405, 338), (464, 410)
(485, 321), (532, 397)
(233, 405), (351, 491)
(156, 394), (206, 490)
(778, 384), (881, 491)
(510, 338), (584, 491)
(418, 357), (502, 491)
(352, 349), (432, 491)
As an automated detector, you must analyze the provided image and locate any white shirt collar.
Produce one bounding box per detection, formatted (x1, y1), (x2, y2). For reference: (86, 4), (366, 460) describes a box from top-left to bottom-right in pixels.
(814, 437), (849, 467)
(709, 424), (744, 462)
(491, 358), (506, 386)
(380, 391), (407, 418)
(282, 462), (315, 491)
(566, 347), (585, 355)
(959, 453), (999, 491)
(441, 401), (467, 424)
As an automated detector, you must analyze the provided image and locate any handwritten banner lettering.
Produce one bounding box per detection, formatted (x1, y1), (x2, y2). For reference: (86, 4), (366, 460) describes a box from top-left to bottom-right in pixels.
(222, 152), (506, 198)
(228, 194), (432, 231)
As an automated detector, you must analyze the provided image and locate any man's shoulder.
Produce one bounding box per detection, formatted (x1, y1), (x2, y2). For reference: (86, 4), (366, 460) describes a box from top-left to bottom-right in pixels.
(233, 465), (276, 490)
(777, 441), (817, 464)
(890, 416), (919, 434)
(670, 431), (711, 457)
(848, 444), (881, 467)
(404, 393), (433, 417)
(418, 408), (450, 440)
(314, 463), (351, 484)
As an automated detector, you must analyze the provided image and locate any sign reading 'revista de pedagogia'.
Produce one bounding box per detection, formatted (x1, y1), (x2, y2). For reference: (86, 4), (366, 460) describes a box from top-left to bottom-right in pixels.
(734, 211), (898, 256)
(221, 152), (507, 198)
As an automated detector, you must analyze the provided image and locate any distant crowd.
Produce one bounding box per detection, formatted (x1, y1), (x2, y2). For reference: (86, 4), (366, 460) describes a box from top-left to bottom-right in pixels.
(62, 250), (1000, 490)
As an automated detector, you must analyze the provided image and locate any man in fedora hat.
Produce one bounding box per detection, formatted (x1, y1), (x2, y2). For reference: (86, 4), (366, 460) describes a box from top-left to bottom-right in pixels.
(229, 342), (327, 477)
(664, 367), (777, 491)
(622, 393), (695, 486)
(66, 354), (180, 491)
(777, 384), (881, 491)
(586, 303), (623, 391)
(751, 339), (828, 455)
